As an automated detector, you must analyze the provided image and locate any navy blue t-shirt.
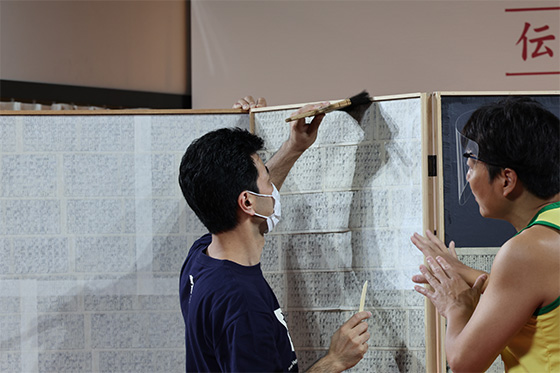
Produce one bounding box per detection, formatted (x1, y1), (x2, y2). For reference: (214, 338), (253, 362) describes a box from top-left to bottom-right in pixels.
(180, 234), (298, 372)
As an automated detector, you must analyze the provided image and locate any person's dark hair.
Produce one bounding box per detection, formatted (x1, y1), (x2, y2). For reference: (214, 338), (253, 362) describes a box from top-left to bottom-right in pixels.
(179, 127), (264, 234)
(462, 96), (559, 199)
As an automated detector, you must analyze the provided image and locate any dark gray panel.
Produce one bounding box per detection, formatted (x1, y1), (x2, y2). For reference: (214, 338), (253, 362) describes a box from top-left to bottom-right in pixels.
(441, 94), (560, 247)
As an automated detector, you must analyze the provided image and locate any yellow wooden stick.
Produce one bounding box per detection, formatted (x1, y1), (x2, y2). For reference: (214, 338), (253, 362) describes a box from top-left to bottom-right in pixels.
(359, 280), (368, 312)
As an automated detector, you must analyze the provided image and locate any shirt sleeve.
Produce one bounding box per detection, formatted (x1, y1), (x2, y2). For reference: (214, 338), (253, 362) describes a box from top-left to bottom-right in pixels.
(215, 310), (284, 372)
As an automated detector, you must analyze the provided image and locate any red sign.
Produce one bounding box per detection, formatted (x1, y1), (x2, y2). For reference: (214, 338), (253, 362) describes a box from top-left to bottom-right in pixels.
(505, 7), (560, 76)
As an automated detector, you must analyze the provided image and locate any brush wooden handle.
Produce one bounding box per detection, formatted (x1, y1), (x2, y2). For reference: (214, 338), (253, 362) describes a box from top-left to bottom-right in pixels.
(285, 99), (351, 122)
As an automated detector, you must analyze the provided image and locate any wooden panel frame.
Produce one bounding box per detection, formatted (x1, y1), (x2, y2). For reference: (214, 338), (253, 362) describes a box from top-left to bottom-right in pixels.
(7, 91), (554, 372)
(251, 93), (436, 371)
(0, 108), (246, 116)
(0, 109), (253, 373)
(430, 90), (560, 372)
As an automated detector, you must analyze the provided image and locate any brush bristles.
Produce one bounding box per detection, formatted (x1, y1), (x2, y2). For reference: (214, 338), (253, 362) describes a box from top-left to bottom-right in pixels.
(348, 90), (371, 106)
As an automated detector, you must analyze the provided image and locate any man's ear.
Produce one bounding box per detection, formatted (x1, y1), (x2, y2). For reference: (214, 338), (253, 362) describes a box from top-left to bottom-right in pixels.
(238, 191), (254, 215)
(502, 168), (521, 198)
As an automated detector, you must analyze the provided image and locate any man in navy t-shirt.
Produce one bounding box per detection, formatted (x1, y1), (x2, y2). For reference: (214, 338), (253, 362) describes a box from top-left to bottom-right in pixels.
(178, 103), (372, 372)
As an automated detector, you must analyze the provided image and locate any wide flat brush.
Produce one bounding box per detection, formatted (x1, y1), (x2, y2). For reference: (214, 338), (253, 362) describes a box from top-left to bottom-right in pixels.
(285, 90), (371, 122)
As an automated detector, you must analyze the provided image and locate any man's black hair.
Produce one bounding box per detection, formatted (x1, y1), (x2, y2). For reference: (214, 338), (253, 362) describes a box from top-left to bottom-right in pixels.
(463, 96), (559, 199)
(179, 127), (264, 234)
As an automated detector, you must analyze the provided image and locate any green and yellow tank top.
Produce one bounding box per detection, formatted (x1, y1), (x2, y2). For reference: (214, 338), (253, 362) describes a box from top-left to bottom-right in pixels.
(501, 201), (560, 373)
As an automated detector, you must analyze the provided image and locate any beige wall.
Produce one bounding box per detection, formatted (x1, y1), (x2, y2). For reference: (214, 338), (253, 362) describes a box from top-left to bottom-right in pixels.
(2, 1), (558, 105)
(192, 0), (560, 108)
(0, 0), (188, 95)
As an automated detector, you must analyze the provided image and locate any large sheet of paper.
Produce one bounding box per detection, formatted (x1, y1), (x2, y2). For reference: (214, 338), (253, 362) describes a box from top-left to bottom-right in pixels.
(254, 98), (426, 372)
(0, 112), (248, 372)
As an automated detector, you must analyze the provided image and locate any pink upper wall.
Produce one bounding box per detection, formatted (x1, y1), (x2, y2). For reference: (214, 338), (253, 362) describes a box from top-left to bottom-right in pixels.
(2, 1), (558, 105)
(192, 0), (559, 108)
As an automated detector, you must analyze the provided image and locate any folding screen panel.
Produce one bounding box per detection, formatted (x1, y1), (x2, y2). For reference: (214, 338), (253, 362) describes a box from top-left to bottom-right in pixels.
(0, 110), (248, 372)
(433, 92), (560, 373)
(5, 92), (552, 372)
(252, 94), (429, 372)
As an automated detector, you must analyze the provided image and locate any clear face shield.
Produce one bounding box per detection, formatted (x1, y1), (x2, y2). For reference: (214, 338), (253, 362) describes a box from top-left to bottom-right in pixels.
(455, 110), (479, 205)
(456, 130), (480, 205)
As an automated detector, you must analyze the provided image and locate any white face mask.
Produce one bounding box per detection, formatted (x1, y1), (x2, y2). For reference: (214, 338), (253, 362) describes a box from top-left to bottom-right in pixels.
(247, 183), (281, 233)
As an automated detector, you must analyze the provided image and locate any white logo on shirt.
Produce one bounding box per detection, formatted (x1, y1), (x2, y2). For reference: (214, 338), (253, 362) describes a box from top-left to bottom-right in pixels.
(188, 275), (195, 304)
(274, 308), (294, 351)
(288, 359), (298, 371)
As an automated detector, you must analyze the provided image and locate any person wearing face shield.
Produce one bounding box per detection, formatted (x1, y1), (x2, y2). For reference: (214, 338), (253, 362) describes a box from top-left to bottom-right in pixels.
(178, 102), (372, 373)
(410, 97), (559, 373)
